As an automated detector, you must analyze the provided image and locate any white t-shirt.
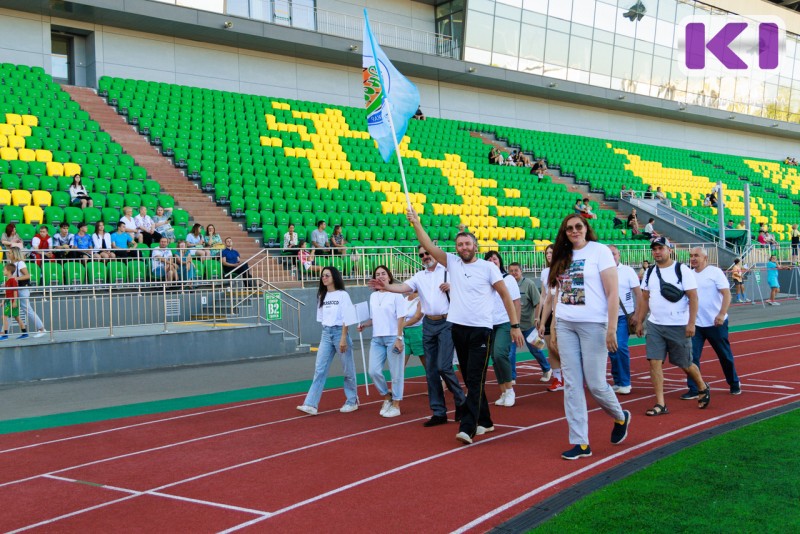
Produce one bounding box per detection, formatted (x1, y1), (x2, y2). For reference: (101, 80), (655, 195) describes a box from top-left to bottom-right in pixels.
(694, 265), (730, 327)
(369, 290), (406, 337)
(120, 216), (137, 233)
(404, 296), (422, 329)
(445, 252), (502, 328)
(404, 263), (449, 316)
(644, 222), (654, 234)
(641, 262), (698, 326)
(540, 267), (550, 287)
(317, 289), (352, 327)
(492, 274), (521, 325)
(617, 264), (640, 317)
(151, 248), (172, 270)
(555, 241), (616, 324)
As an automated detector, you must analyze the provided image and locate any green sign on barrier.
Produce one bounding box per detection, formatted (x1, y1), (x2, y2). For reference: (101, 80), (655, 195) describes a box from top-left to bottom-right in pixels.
(265, 292), (282, 321)
(754, 270), (761, 284)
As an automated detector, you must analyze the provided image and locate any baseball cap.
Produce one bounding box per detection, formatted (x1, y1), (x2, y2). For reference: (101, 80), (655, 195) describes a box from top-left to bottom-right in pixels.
(650, 236), (672, 249)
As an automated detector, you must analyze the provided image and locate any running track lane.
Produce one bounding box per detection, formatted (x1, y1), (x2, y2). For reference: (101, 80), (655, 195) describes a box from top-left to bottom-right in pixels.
(0, 325), (798, 533)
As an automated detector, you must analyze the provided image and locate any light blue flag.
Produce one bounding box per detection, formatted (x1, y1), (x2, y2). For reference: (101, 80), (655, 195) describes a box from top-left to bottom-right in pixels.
(362, 10), (420, 163)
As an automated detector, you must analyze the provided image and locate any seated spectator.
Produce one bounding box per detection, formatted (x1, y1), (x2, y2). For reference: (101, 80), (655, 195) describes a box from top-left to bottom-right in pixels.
(31, 225), (54, 266)
(765, 230), (779, 249)
(152, 206), (175, 242)
(151, 237), (178, 282)
(186, 223), (209, 258)
(91, 220), (115, 261)
(283, 223), (299, 250)
(1, 223), (25, 253)
(642, 217), (658, 238)
(726, 220), (734, 229)
(517, 153), (532, 167)
(627, 209), (640, 234)
(135, 206), (163, 246)
(505, 151), (518, 166)
(111, 221), (137, 259)
(785, 156), (792, 165)
(709, 189), (718, 208)
(413, 107), (426, 120)
(531, 159), (548, 180)
(221, 237), (252, 286)
(331, 224), (347, 255)
(643, 185), (653, 199)
(73, 222), (94, 264)
(298, 240), (322, 274)
(620, 185), (634, 199)
(52, 222), (76, 261)
(757, 230), (768, 246)
(175, 240), (195, 281)
(703, 194), (712, 207)
(69, 174), (93, 209)
(736, 220), (746, 230)
(573, 198), (584, 215)
(120, 206), (141, 244)
(204, 224), (223, 256)
(457, 223), (468, 234)
(655, 187), (666, 201)
(311, 220), (330, 254)
(488, 146), (502, 164)
(580, 198), (597, 219)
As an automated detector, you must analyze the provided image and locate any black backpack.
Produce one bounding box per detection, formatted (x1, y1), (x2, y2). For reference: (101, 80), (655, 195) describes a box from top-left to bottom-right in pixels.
(645, 262), (685, 303)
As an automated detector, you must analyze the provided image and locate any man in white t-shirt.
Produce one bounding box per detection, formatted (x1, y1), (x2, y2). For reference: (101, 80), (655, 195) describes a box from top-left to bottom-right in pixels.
(687, 247), (740, 397)
(151, 237), (177, 282)
(405, 208), (523, 445)
(607, 245), (642, 395)
(636, 237), (710, 416)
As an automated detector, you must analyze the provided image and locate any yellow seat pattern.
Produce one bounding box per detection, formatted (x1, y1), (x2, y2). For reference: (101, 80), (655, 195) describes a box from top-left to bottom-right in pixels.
(23, 205), (43, 224)
(0, 189), (10, 205)
(11, 190), (31, 206)
(32, 190), (51, 207)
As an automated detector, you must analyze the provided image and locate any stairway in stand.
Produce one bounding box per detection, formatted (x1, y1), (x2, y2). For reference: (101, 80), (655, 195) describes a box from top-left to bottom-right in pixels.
(62, 85), (295, 284)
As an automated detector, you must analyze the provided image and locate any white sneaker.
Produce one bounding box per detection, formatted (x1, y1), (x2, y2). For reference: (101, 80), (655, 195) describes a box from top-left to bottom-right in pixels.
(612, 385), (621, 392)
(540, 369), (552, 382)
(455, 431), (473, 444)
(297, 405), (318, 416)
(339, 403), (359, 413)
(382, 405), (401, 418)
(773, 301), (781, 306)
(494, 391), (507, 406)
(379, 400), (392, 416)
(616, 386), (632, 395)
(476, 425), (495, 435)
(503, 389), (516, 407)
(33, 330), (46, 339)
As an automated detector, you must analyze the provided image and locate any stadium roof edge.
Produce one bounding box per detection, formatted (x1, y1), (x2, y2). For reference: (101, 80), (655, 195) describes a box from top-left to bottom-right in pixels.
(8, 0), (800, 140)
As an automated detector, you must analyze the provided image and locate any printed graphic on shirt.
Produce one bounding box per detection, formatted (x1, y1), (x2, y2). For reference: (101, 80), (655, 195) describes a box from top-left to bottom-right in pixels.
(559, 259), (586, 305)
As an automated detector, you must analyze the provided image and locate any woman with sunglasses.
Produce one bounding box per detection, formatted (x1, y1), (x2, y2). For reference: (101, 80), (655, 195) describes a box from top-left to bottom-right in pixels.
(297, 266), (359, 416)
(542, 214), (630, 460)
(358, 265), (407, 418)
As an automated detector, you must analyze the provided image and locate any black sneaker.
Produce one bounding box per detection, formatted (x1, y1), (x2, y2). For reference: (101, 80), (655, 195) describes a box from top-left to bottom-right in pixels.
(680, 391), (699, 400)
(730, 384), (742, 395)
(562, 444), (592, 460)
(611, 410), (631, 445)
(423, 415), (448, 427)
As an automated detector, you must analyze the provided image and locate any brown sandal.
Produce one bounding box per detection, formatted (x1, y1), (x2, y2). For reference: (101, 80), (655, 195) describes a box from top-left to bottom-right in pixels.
(646, 404), (669, 416)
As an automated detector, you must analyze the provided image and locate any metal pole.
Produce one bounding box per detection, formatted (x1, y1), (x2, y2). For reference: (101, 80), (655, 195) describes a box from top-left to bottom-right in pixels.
(108, 283), (114, 337)
(744, 183), (751, 249)
(48, 285), (54, 342)
(162, 282), (168, 333)
(212, 279), (217, 328)
(716, 181), (725, 246)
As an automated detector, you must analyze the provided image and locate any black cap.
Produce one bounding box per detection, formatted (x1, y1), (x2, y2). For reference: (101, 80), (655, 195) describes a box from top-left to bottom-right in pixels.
(650, 236), (672, 249)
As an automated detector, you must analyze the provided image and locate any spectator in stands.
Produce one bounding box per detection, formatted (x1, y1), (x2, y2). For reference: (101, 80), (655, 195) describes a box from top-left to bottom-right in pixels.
(152, 206), (175, 242)
(574, 198), (584, 215)
(488, 146), (501, 164)
(730, 258), (748, 303)
(1, 223), (24, 253)
(283, 223), (299, 250)
(111, 220), (137, 259)
(175, 240), (195, 281)
(736, 220), (746, 230)
(186, 223), (209, 258)
(708, 189), (718, 208)
(643, 186), (654, 199)
(73, 222), (93, 264)
(531, 158), (548, 180)
(69, 174), (93, 209)
(413, 107), (426, 120)
(655, 187), (666, 201)
(627, 209), (640, 235)
(204, 224), (223, 256)
(135, 206), (162, 246)
(518, 152), (532, 167)
(726, 220), (734, 229)
(642, 218), (658, 239)
(581, 198), (597, 219)
(31, 225), (54, 266)
(764, 229), (779, 249)
(311, 220), (330, 253)
(620, 185), (633, 199)
(331, 224), (347, 255)
(457, 223), (468, 234)
(505, 151), (517, 166)
(757, 230), (767, 247)
(298, 239), (322, 275)
(7, 247), (46, 337)
(91, 220), (115, 261)
(120, 206), (141, 244)
(221, 237), (252, 286)
(703, 194), (711, 207)
(1, 263), (28, 341)
(151, 237), (178, 282)
(791, 224), (800, 264)
(52, 222), (76, 261)
(639, 260), (650, 280)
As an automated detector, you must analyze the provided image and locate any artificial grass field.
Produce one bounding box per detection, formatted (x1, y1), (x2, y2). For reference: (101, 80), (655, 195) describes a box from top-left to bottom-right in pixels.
(534, 408), (800, 532)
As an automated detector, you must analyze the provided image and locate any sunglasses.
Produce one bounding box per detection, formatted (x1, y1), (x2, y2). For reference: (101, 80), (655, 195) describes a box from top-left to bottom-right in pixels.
(418, 252), (430, 258)
(321, 273), (331, 278)
(566, 223), (585, 233)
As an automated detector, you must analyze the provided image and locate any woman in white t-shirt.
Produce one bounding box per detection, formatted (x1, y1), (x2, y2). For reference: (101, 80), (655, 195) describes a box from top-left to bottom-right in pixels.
(358, 266), (407, 418)
(538, 244), (563, 392)
(543, 214), (628, 461)
(7, 248), (46, 336)
(297, 266), (359, 415)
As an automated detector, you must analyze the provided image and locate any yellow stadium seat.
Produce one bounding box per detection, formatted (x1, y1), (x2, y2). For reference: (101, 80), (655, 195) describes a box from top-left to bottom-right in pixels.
(15, 125), (31, 137)
(7, 135), (24, 149)
(21, 115), (38, 127)
(63, 162), (81, 176)
(47, 161), (64, 176)
(0, 135), (6, 148)
(5, 114), (21, 125)
(1, 147), (17, 160)
(18, 148), (35, 162)
(0, 124), (14, 136)
(0, 189), (10, 205)
(35, 150), (52, 162)
(381, 201), (392, 214)
(32, 190), (51, 207)
(23, 205), (43, 224)
(11, 190), (31, 206)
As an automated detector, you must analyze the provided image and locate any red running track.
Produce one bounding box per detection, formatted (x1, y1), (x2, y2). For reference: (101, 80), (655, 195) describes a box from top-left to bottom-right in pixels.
(1, 324), (799, 533)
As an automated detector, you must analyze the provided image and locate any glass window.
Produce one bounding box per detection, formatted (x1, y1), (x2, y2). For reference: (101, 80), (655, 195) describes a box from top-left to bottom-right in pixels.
(591, 41), (613, 76)
(594, 28), (615, 45)
(634, 38), (653, 55)
(292, 0), (315, 31)
(571, 23), (593, 40)
(567, 69), (590, 84)
(632, 50), (652, 82)
(498, 0), (522, 7)
(492, 52), (520, 70)
(51, 35), (71, 83)
(465, 10), (495, 50)
(544, 29), (570, 66)
(569, 36), (592, 71)
(493, 17), (521, 56)
(496, 3), (521, 19)
(522, 9), (546, 26)
(650, 55), (672, 87)
(571, 0), (596, 27)
(548, 0), (571, 21)
(546, 16), (570, 33)
(470, 0), (495, 14)
(633, 12), (656, 42)
(519, 23), (545, 62)
(227, 0), (249, 17)
(612, 46), (633, 80)
(523, 0), (548, 15)
(464, 47), (492, 64)
(675, 2), (694, 24)
(657, 0), (678, 22)
(594, 2), (617, 34)
(589, 72), (611, 88)
(654, 20), (675, 49)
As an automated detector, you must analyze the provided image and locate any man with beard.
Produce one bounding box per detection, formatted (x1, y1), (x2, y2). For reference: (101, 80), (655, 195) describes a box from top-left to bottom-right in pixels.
(406, 208), (523, 444)
(370, 245), (466, 427)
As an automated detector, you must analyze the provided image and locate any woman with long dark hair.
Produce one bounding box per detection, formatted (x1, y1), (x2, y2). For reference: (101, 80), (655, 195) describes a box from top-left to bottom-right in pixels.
(358, 265), (407, 417)
(538, 244), (563, 391)
(297, 266), (359, 415)
(542, 214), (629, 460)
(483, 250), (520, 407)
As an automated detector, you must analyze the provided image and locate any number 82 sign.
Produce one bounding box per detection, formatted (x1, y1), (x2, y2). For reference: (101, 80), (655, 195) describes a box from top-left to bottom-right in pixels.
(265, 293), (282, 321)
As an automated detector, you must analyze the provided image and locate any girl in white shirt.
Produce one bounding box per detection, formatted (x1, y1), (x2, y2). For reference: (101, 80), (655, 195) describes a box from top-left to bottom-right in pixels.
(91, 220), (115, 260)
(538, 244), (563, 391)
(297, 266), (359, 415)
(358, 266), (407, 418)
(69, 174), (93, 208)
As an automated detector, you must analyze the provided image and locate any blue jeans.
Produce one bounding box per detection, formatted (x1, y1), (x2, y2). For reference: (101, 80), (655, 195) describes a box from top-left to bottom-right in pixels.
(510, 326), (551, 379)
(368, 335), (405, 401)
(302, 325), (358, 409)
(688, 319), (739, 394)
(607, 318), (631, 387)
